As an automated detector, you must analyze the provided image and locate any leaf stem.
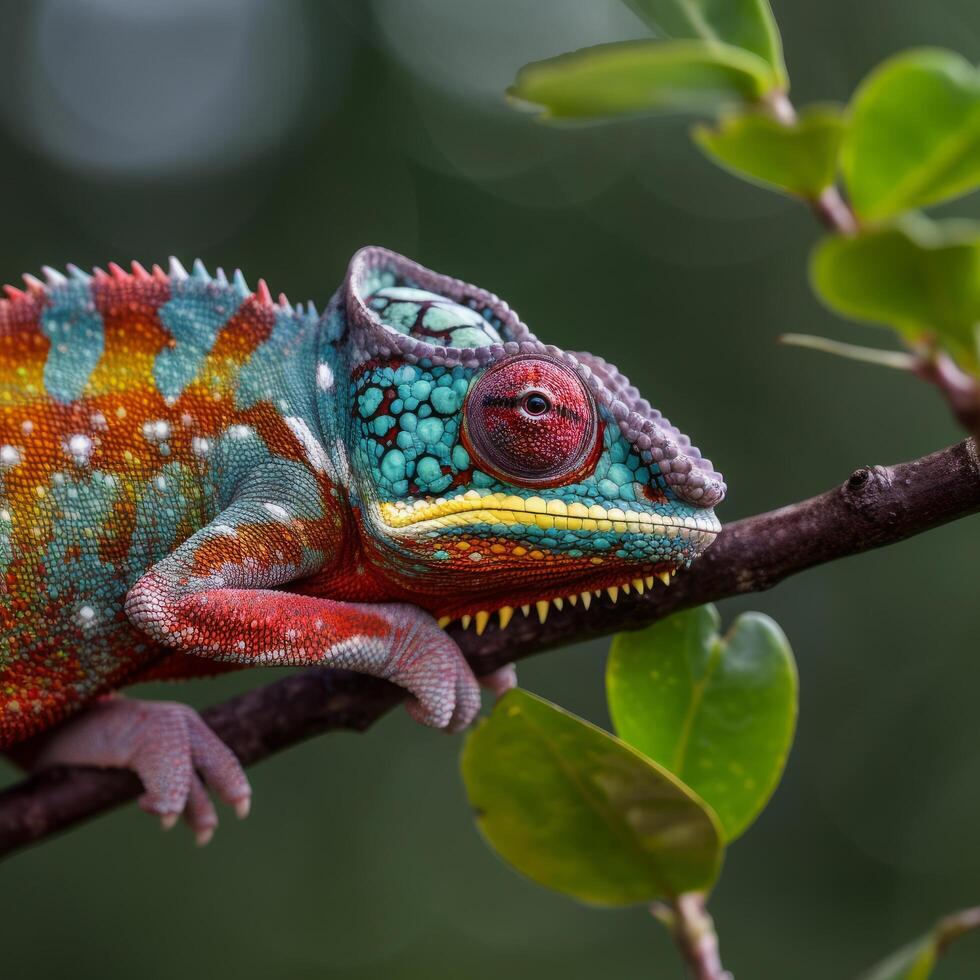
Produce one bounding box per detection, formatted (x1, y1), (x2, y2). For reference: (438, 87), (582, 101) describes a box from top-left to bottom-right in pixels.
(653, 893), (732, 980)
(810, 186), (859, 235)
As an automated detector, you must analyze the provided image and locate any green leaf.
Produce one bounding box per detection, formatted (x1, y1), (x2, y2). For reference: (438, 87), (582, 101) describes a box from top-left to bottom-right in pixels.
(858, 937), (937, 980)
(461, 689), (723, 906)
(509, 40), (774, 121)
(842, 48), (980, 221)
(607, 606), (797, 841)
(694, 104), (844, 197)
(811, 216), (980, 371)
(858, 907), (980, 979)
(623, 0), (786, 88)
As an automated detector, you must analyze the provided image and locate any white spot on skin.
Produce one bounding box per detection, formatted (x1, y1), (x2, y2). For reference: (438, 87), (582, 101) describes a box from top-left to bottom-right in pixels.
(191, 437), (211, 456)
(284, 416), (330, 473)
(142, 419), (170, 442)
(317, 362), (334, 390)
(76, 605), (97, 628)
(66, 433), (93, 464)
(228, 425), (253, 440)
(1, 445), (22, 467)
(21, 420), (33, 435)
(263, 502), (290, 522)
(154, 475), (168, 492)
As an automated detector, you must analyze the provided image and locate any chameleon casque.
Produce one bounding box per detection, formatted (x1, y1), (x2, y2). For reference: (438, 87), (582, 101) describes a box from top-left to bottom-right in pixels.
(0, 247), (724, 841)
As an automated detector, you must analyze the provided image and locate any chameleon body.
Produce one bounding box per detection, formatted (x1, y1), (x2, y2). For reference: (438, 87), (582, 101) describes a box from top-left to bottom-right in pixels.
(0, 247), (724, 838)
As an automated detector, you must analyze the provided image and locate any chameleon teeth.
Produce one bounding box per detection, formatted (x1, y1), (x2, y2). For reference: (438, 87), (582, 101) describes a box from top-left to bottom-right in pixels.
(193, 258), (210, 281)
(22, 274), (44, 291)
(233, 269), (250, 295)
(436, 567), (679, 633)
(169, 256), (189, 280)
(67, 263), (91, 283)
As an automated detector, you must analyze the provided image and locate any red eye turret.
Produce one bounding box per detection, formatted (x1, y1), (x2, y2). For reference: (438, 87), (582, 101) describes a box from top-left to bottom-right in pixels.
(462, 355), (601, 487)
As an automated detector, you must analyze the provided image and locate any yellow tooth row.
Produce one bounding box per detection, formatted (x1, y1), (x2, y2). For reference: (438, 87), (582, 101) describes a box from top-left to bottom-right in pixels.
(436, 571), (676, 635)
(381, 492), (715, 537)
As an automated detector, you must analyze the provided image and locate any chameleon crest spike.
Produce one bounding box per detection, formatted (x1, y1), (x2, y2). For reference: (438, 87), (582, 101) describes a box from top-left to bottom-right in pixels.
(0, 246), (722, 839)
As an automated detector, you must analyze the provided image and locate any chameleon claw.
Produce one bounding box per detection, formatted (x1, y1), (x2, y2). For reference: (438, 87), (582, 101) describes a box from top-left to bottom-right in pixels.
(160, 813), (179, 832)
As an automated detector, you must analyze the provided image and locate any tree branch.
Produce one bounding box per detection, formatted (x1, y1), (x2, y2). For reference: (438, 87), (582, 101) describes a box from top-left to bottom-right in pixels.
(1, 439), (977, 858)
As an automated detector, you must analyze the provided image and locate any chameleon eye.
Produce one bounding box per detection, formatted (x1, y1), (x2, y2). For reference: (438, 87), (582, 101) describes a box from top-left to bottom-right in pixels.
(462, 355), (600, 487)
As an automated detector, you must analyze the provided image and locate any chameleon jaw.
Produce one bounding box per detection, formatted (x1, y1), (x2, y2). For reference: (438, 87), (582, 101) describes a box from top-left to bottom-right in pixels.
(378, 490), (721, 541)
(435, 566), (680, 635)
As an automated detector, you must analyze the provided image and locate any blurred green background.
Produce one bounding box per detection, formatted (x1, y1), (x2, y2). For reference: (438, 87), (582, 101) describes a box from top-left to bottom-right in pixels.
(0, 1), (978, 976)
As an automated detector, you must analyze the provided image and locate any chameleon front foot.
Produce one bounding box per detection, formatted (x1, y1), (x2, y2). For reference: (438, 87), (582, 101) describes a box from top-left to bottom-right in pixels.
(28, 697), (251, 845)
(383, 615), (483, 733)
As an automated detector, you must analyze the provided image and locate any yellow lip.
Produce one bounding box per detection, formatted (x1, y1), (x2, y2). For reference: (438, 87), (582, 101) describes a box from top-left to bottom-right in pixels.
(379, 491), (720, 538)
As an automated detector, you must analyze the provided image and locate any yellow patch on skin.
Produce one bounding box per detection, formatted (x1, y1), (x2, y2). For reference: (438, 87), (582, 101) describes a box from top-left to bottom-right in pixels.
(377, 494), (720, 539)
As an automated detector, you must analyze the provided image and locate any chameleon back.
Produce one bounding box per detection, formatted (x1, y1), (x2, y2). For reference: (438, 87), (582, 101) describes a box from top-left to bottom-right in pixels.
(0, 262), (322, 743)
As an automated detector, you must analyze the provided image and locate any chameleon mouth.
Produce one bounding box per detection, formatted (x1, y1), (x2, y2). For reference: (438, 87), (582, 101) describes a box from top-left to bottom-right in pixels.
(435, 566), (680, 635)
(378, 491), (721, 541)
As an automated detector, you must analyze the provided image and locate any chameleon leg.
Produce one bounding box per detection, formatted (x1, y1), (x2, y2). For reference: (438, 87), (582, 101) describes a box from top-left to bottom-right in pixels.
(128, 579), (482, 731)
(125, 496), (482, 731)
(24, 695), (251, 843)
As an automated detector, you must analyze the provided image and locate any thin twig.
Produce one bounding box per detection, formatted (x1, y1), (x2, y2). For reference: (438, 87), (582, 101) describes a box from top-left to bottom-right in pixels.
(669, 893), (732, 980)
(913, 350), (980, 441)
(935, 905), (980, 956)
(1, 439), (977, 858)
(779, 333), (918, 371)
(762, 92), (980, 434)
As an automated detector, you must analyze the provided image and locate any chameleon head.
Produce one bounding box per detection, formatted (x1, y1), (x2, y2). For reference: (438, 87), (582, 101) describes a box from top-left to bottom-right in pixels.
(337, 247), (724, 632)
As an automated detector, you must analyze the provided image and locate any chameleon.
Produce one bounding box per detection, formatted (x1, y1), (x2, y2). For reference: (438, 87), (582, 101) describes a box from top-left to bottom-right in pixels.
(0, 247), (724, 842)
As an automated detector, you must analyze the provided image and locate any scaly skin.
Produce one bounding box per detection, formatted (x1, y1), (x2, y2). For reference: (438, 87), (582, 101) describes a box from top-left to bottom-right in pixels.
(0, 248), (724, 838)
